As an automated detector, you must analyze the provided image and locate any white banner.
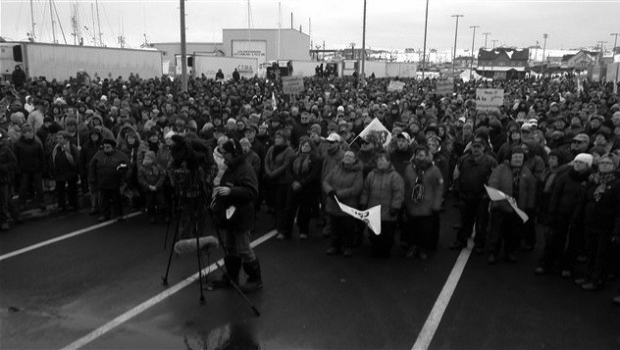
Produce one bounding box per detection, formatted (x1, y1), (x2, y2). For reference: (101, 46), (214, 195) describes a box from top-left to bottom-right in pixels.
(387, 81), (406, 92)
(335, 197), (382, 235)
(358, 118), (392, 148)
(484, 185), (529, 223)
(476, 88), (504, 112)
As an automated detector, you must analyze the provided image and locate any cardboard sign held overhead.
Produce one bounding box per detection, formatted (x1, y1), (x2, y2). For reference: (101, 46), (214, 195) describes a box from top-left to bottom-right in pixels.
(282, 76), (304, 95)
(476, 88), (504, 112)
(387, 81), (406, 92)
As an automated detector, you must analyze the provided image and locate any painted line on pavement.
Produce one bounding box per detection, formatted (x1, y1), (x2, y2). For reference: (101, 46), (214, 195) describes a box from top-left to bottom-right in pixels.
(0, 212), (143, 262)
(412, 236), (475, 350)
(61, 229), (278, 350)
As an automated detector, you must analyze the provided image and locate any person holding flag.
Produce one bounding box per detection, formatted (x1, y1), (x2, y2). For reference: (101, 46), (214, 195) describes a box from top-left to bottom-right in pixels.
(359, 152), (404, 258)
(487, 146), (537, 264)
(323, 150), (364, 257)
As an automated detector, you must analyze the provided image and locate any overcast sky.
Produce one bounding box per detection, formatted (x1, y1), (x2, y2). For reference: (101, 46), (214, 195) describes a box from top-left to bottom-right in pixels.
(2, 0), (620, 52)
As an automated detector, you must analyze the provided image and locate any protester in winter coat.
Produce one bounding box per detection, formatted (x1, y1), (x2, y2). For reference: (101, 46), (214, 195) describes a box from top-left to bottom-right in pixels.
(279, 137), (322, 240)
(13, 123), (46, 211)
(451, 136), (497, 252)
(323, 150), (364, 257)
(359, 153), (404, 257)
(572, 154), (620, 291)
(402, 146), (444, 259)
(264, 129), (295, 236)
(51, 131), (80, 212)
(319, 133), (345, 237)
(389, 132), (414, 178)
(240, 137), (261, 177)
(79, 128), (104, 214)
(89, 138), (130, 222)
(535, 150), (583, 276)
(137, 151), (167, 223)
(487, 146), (537, 264)
(0, 129), (19, 230)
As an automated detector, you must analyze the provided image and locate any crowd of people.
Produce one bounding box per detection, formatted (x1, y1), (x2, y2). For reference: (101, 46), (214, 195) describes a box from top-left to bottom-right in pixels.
(1, 65), (619, 303)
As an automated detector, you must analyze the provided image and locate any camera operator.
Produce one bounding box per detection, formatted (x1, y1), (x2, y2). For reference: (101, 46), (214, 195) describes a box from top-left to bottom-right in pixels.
(211, 138), (261, 293)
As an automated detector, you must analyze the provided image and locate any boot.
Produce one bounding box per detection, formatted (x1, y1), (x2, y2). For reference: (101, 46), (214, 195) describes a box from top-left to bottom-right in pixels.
(240, 259), (263, 293)
(211, 256), (242, 289)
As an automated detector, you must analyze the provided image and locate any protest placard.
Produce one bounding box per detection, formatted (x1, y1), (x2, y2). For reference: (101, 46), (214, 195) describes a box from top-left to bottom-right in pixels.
(387, 80), (406, 92)
(476, 88), (504, 112)
(282, 75), (304, 95)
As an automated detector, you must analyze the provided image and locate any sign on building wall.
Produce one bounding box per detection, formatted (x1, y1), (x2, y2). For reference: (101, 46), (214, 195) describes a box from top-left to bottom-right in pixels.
(232, 40), (267, 71)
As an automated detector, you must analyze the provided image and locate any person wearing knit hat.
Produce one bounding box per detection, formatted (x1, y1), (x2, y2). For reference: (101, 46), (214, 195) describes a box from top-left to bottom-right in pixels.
(210, 135), (262, 293)
(573, 153), (593, 168)
(573, 151), (620, 291)
(138, 150), (167, 223)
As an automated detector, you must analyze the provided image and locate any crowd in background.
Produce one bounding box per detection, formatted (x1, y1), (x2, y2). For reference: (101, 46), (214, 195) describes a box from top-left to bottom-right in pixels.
(1, 65), (620, 305)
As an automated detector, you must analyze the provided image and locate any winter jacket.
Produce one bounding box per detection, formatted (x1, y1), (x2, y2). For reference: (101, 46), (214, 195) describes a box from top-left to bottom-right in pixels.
(573, 173), (620, 236)
(264, 144), (295, 184)
(403, 162), (444, 217)
(456, 153), (497, 200)
(288, 143), (322, 191)
(321, 147), (344, 181)
(88, 150), (130, 190)
(548, 167), (590, 221)
(360, 165), (405, 221)
(0, 142), (17, 184)
(244, 150), (261, 178)
(51, 143), (80, 181)
(13, 135), (45, 173)
(488, 163), (537, 212)
(323, 159), (364, 216)
(137, 163), (166, 190)
(78, 130), (103, 181)
(358, 148), (379, 178)
(213, 155), (259, 231)
(389, 146), (414, 178)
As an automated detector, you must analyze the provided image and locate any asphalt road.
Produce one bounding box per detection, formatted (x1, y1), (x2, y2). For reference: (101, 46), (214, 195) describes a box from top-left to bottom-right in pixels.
(1, 197), (619, 349)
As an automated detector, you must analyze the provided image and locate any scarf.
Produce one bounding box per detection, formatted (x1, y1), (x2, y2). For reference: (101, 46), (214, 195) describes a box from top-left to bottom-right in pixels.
(591, 171), (616, 202)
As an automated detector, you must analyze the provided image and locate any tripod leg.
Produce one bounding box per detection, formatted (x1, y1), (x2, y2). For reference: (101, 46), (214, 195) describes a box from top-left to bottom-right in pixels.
(161, 205), (184, 286)
(195, 221), (206, 304)
(213, 260), (260, 317)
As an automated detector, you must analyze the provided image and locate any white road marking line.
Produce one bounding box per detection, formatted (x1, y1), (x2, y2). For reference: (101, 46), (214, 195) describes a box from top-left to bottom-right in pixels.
(0, 212), (143, 262)
(61, 229), (278, 350)
(412, 237), (475, 350)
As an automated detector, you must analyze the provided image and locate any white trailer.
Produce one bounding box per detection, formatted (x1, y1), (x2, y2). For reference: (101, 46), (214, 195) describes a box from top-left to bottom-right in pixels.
(192, 56), (259, 80)
(0, 42), (163, 81)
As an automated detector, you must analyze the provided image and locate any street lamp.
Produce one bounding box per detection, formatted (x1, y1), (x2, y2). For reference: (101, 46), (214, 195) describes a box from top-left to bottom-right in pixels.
(469, 25), (479, 80)
(610, 32), (619, 53)
(483, 32), (491, 49)
(451, 14), (464, 75)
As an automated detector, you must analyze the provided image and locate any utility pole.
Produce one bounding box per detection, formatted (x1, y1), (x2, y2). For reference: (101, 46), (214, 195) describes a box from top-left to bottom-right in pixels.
(491, 39), (498, 49)
(596, 40), (607, 63)
(542, 33), (548, 64)
(469, 25), (479, 80)
(29, 0), (36, 42)
(361, 0), (367, 77)
(96, 0), (103, 46)
(49, 0), (57, 43)
(451, 14), (464, 75)
(483, 32), (490, 49)
(421, 0), (429, 80)
(180, 0), (188, 91)
(610, 33), (619, 53)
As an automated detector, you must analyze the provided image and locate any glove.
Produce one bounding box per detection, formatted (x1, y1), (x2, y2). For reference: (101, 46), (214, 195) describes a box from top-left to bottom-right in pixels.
(389, 208), (398, 217)
(328, 190), (337, 199)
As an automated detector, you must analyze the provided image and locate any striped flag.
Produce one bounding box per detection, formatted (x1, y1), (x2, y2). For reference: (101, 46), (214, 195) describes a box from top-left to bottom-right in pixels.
(484, 185), (529, 223)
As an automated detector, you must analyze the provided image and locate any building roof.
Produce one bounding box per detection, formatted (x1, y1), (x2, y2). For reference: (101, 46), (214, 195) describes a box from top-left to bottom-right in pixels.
(478, 48), (529, 61)
(476, 66), (527, 72)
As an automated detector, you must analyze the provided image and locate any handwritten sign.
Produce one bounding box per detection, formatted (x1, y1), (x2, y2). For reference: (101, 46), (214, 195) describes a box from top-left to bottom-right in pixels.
(476, 88), (504, 112)
(282, 76), (304, 95)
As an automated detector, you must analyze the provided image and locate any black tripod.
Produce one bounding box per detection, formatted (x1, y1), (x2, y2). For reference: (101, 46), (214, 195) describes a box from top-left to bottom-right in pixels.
(160, 168), (260, 316)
